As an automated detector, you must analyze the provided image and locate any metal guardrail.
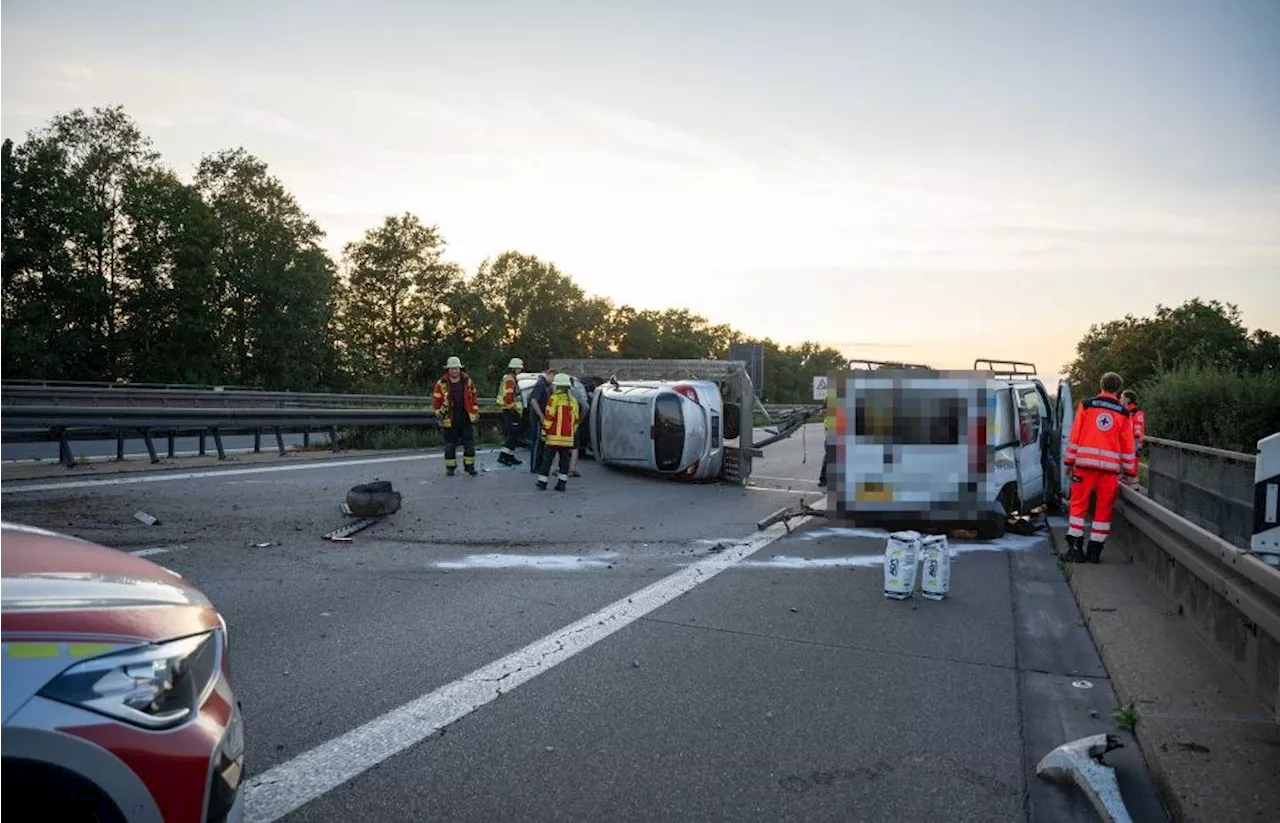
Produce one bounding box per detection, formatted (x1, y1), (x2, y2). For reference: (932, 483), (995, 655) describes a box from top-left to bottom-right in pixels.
(1144, 436), (1257, 550)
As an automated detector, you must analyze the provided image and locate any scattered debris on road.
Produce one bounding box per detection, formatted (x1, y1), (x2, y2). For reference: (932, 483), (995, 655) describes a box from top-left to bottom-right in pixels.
(1036, 733), (1134, 823)
(133, 510), (159, 526)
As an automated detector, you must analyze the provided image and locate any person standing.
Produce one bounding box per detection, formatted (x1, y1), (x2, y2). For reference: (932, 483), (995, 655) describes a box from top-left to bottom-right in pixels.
(496, 357), (525, 466)
(536, 373), (580, 492)
(527, 366), (556, 474)
(1121, 389), (1146, 454)
(432, 355), (480, 476)
(1063, 372), (1138, 563)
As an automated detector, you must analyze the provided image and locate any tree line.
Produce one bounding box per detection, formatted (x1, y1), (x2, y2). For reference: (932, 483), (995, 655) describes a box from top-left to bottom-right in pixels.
(1064, 298), (1279, 451)
(1, 105), (845, 404)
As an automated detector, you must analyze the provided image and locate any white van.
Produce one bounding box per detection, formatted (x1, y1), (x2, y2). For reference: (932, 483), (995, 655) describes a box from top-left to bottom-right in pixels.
(588, 379), (726, 481)
(831, 359), (1073, 538)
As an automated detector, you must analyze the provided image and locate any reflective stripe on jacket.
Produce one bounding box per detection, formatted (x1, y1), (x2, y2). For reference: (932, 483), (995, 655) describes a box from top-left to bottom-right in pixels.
(541, 391), (579, 448)
(497, 373), (522, 413)
(1065, 392), (1136, 476)
(432, 373), (480, 428)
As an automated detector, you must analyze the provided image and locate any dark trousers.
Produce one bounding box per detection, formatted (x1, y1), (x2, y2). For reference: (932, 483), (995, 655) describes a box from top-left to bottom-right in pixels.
(537, 445), (572, 482)
(530, 432), (543, 473)
(501, 410), (522, 453)
(443, 419), (476, 470)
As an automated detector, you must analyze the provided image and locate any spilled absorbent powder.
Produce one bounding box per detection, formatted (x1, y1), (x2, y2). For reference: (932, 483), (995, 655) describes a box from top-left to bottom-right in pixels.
(434, 552), (620, 571)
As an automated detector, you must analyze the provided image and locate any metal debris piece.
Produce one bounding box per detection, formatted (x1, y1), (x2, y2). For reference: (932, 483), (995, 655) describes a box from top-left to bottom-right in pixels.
(322, 517), (380, 542)
(1072, 680), (1096, 689)
(252, 542), (274, 548)
(1036, 733), (1133, 823)
(133, 511), (159, 526)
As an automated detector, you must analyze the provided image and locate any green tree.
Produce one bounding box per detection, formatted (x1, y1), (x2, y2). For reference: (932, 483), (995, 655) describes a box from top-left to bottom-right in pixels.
(471, 251), (592, 374)
(339, 213), (464, 390)
(195, 148), (339, 390)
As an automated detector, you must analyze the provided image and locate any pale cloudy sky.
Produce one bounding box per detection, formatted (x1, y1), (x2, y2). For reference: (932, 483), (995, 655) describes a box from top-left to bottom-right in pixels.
(3, 0), (1278, 381)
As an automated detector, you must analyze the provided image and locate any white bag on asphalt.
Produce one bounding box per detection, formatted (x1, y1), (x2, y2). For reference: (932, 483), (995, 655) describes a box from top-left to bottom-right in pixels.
(883, 531), (921, 600)
(920, 534), (951, 601)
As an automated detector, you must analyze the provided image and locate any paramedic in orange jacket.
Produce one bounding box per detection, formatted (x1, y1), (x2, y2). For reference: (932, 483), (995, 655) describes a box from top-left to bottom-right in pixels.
(1064, 372), (1138, 563)
(432, 356), (481, 476)
(1121, 389), (1145, 453)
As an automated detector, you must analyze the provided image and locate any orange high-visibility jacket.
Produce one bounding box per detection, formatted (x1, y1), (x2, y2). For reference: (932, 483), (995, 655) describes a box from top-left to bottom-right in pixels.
(432, 373), (480, 428)
(496, 373), (523, 413)
(1125, 402), (1146, 451)
(541, 391), (579, 448)
(1065, 392), (1136, 477)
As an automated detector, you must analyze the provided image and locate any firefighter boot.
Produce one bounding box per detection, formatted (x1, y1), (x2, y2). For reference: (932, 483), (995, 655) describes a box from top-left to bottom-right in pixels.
(1085, 541), (1105, 564)
(536, 477), (548, 490)
(555, 479), (567, 492)
(446, 467), (456, 477)
(1064, 535), (1086, 563)
(497, 452), (514, 466)
(465, 465), (478, 477)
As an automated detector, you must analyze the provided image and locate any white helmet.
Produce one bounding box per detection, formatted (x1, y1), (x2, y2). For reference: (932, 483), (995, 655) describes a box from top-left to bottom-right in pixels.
(554, 373), (572, 388)
(508, 358), (524, 371)
(445, 356), (463, 369)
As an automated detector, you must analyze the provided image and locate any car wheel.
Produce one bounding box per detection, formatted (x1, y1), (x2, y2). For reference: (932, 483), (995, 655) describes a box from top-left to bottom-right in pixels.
(346, 482), (402, 517)
(3, 760), (127, 823)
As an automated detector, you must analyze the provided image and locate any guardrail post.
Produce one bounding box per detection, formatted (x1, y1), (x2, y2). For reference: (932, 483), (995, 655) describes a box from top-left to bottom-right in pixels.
(212, 428), (226, 460)
(144, 430), (160, 464)
(253, 429), (261, 454)
(303, 429), (310, 448)
(274, 427), (286, 456)
(330, 426), (339, 453)
(167, 431), (176, 459)
(116, 432), (125, 461)
(57, 428), (75, 468)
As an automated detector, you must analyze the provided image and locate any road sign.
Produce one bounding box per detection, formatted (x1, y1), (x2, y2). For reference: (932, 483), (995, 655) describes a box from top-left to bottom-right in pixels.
(813, 375), (829, 401)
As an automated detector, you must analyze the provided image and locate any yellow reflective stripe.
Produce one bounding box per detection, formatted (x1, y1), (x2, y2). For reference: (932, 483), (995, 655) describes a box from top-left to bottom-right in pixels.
(5, 643), (62, 658)
(68, 643), (116, 659)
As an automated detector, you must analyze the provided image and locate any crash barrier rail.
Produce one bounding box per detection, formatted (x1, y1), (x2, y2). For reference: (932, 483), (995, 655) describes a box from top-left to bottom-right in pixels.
(1, 382), (808, 417)
(1144, 436), (1257, 551)
(1116, 483), (1280, 717)
(0, 406), (507, 467)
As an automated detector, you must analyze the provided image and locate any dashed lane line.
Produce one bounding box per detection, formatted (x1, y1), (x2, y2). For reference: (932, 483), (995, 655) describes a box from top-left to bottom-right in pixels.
(242, 516), (814, 823)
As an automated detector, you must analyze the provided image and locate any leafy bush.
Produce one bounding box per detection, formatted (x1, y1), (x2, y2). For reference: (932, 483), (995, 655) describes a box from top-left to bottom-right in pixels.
(1142, 364), (1280, 452)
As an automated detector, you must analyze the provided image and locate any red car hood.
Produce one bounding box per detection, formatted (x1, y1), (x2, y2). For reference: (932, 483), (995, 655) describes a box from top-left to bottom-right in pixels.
(1, 522), (217, 643)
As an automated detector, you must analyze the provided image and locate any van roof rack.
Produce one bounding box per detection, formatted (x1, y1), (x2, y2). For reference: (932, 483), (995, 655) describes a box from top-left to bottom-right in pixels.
(848, 359), (933, 371)
(973, 359), (1038, 379)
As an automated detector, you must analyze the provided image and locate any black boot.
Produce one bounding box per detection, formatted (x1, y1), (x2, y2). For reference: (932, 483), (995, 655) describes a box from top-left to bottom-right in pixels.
(497, 452), (513, 466)
(536, 479), (548, 490)
(555, 479), (567, 492)
(1085, 541), (1104, 564)
(1064, 535), (1086, 563)
(446, 467), (456, 477)
(465, 464), (478, 476)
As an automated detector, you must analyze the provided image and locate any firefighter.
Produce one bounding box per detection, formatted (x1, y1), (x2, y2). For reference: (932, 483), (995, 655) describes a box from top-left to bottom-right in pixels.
(1063, 372), (1138, 563)
(536, 373), (579, 492)
(496, 358), (525, 466)
(819, 397), (835, 486)
(432, 356), (480, 476)
(1121, 389), (1146, 454)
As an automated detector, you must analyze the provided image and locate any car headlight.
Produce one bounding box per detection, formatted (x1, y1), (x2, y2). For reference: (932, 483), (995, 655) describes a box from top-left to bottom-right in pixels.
(39, 631), (219, 730)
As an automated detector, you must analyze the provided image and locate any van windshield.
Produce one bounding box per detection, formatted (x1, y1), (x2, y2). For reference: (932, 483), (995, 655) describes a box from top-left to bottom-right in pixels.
(654, 394), (685, 470)
(855, 390), (966, 445)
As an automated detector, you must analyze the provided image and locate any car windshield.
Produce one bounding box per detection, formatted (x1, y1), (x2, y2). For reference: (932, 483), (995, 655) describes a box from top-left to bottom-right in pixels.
(653, 393), (685, 470)
(855, 390), (966, 445)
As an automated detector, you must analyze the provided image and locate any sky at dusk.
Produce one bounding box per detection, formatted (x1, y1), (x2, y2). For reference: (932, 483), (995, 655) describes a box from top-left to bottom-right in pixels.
(4, 0), (1278, 382)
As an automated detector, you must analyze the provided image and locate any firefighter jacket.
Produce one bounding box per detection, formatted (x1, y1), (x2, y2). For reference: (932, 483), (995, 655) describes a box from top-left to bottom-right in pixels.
(1065, 392), (1137, 477)
(496, 373), (523, 414)
(432, 373), (480, 428)
(541, 390), (580, 448)
(1125, 402), (1146, 452)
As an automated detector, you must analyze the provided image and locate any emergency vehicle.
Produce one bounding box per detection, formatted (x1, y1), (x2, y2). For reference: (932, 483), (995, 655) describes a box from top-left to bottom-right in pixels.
(828, 359), (1075, 539)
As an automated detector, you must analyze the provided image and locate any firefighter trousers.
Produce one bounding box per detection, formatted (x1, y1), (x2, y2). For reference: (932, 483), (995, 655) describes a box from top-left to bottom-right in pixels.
(537, 445), (572, 484)
(443, 419), (476, 470)
(501, 410), (522, 455)
(1067, 467), (1119, 544)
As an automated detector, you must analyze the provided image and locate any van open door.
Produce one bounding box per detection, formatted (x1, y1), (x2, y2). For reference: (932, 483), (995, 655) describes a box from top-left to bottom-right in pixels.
(1054, 378), (1075, 509)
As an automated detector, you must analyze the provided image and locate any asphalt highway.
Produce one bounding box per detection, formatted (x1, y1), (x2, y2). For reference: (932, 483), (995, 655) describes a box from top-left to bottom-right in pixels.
(0, 425), (1167, 822)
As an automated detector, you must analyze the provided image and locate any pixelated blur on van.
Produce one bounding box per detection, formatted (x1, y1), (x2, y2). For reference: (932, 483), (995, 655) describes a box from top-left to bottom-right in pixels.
(823, 360), (1074, 539)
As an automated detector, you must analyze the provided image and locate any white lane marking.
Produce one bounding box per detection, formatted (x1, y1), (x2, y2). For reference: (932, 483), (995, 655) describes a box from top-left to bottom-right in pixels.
(242, 517), (813, 823)
(434, 552), (620, 570)
(128, 545), (187, 557)
(0, 450), (499, 494)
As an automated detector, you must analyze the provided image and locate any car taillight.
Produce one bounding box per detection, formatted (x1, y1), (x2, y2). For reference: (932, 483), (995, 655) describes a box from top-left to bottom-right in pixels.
(673, 384), (699, 403)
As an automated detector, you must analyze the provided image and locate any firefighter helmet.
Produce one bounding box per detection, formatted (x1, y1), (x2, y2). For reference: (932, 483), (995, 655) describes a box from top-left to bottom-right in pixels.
(554, 373), (572, 387)
(445, 356), (463, 369)
(508, 358), (524, 371)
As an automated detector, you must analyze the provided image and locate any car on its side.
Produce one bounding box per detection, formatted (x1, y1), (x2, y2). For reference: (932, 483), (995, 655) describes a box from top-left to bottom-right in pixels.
(1, 521), (244, 823)
(588, 379), (726, 481)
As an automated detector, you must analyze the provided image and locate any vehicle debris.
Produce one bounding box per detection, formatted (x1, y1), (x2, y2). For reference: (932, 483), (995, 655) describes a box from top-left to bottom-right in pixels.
(133, 510), (159, 526)
(322, 482), (401, 542)
(1036, 733), (1133, 823)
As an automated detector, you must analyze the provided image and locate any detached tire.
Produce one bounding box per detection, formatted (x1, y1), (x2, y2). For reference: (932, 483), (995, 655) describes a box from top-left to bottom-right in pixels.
(346, 482), (401, 517)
